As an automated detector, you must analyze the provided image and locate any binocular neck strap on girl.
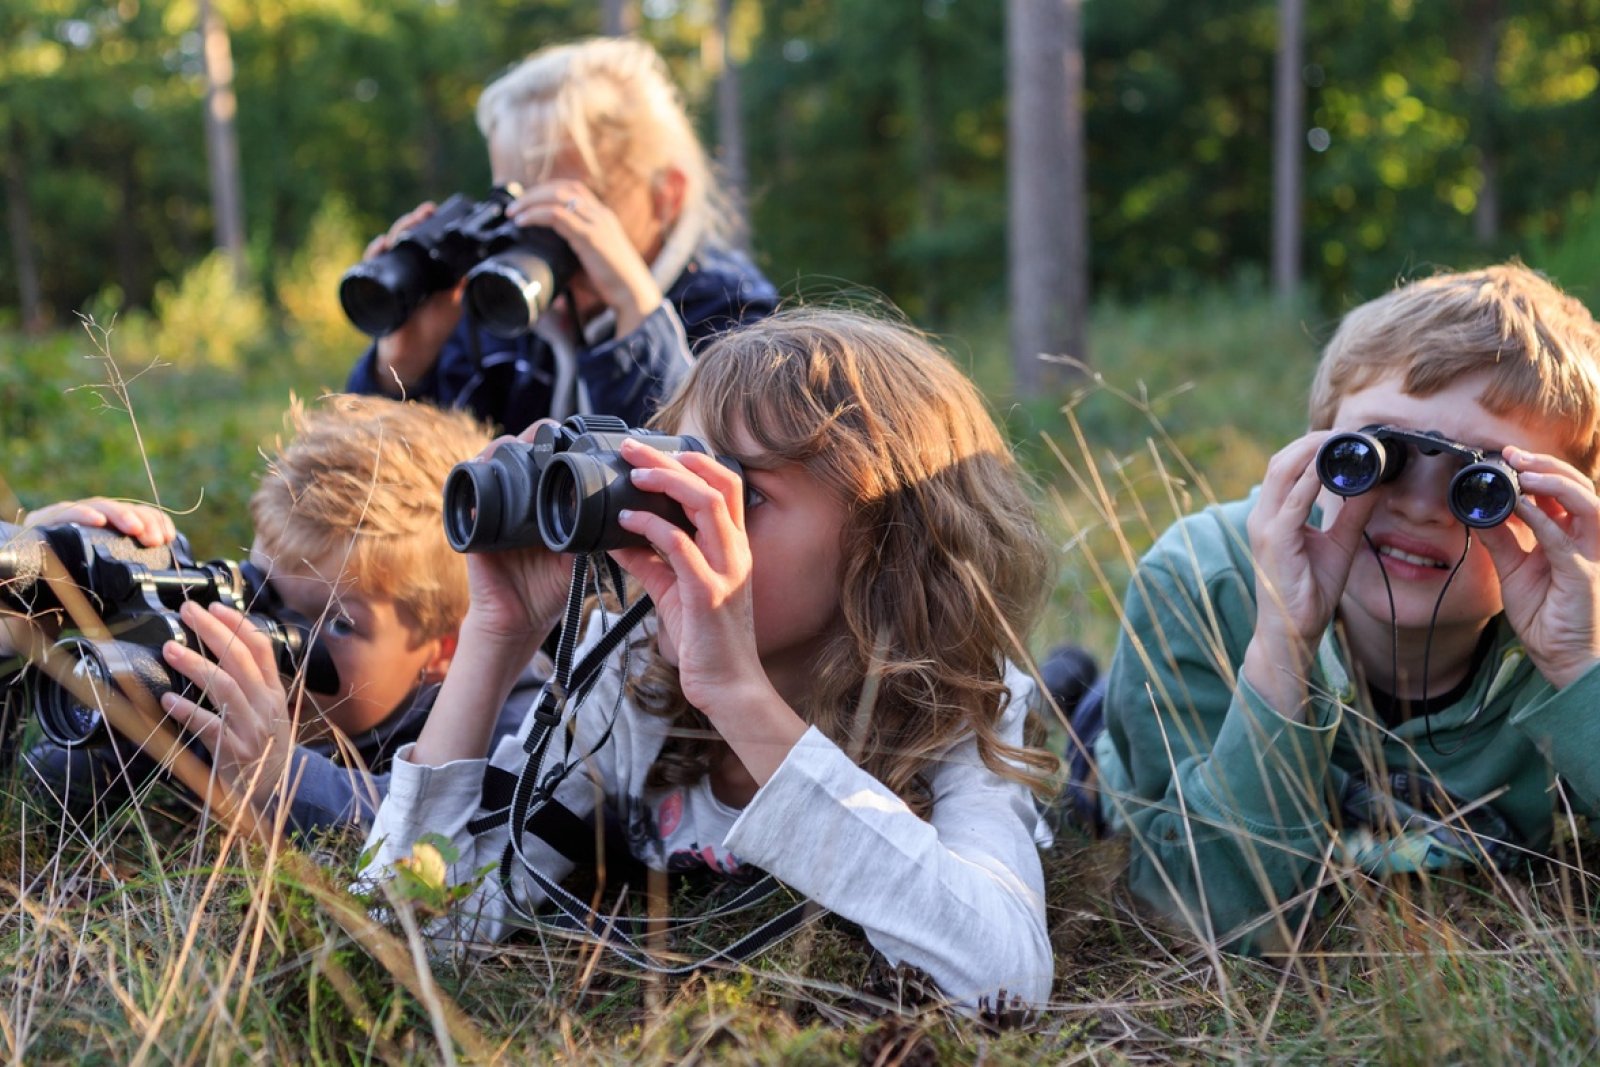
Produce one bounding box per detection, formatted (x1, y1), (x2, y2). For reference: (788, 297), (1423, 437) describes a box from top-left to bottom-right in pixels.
(468, 552), (819, 973)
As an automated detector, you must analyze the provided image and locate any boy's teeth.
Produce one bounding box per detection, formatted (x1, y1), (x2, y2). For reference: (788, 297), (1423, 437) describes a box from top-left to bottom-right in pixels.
(1379, 545), (1447, 569)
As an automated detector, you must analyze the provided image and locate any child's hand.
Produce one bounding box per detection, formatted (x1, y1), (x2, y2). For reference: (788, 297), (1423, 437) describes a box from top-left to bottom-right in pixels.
(158, 600), (299, 812)
(24, 497), (176, 547)
(609, 437), (770, 713)
(1477, 447), (1600, 689)
(367, 201), (466, 394)
(1243, 431), (1380, 713)
(456, 426), (573, 654)
(507, 181), (663, 336)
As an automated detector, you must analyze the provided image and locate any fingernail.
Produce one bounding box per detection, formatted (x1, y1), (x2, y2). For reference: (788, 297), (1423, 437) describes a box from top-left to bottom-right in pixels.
(161, 693), (176, 711)
(618, 509), (635, 522)
(630, 467), (651, 483)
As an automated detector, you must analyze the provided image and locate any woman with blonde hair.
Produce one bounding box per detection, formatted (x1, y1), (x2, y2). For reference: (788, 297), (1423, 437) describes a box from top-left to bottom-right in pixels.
(362, 307), (1061, 1005)
(347, 37), (776, 433)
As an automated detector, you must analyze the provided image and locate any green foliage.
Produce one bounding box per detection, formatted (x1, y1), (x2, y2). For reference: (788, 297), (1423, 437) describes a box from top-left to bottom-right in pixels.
(130, 250), (273, 371)
(6, 1), (1600, 329)
(273, 197), (371, 374)
(1528, 178), (1600, 314)
(0, 315), (328, 555)
(744, 0), (1007, 322)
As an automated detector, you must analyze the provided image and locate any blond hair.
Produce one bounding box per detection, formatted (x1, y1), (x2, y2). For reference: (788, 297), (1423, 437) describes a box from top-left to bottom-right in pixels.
(476, 37), (734, 248)
(249, 396), (492, 639)
(633, 308), (1059, 815)
(1309, 263), (1600, 476)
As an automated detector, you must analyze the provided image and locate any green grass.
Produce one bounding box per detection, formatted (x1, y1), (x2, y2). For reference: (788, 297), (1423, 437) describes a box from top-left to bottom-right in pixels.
(8, 277), (1600, 1062)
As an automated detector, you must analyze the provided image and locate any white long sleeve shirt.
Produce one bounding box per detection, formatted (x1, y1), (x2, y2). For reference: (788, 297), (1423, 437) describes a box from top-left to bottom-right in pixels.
(362, 613), (1054, 1005)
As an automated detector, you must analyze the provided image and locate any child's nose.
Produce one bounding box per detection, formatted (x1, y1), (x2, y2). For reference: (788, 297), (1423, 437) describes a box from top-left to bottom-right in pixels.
(1382, 452), (1457, 523)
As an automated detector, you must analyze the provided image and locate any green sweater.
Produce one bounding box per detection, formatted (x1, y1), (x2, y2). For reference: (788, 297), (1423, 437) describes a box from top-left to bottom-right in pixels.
(1097, 494), (1600, 952)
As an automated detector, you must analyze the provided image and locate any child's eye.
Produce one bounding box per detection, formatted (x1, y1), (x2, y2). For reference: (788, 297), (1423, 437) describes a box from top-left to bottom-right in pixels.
(745, 484), (768, 511)
(324, 615), (359, 638)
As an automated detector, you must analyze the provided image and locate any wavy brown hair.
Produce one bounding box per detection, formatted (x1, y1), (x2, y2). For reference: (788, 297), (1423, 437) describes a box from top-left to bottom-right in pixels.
(631, 308), (1059, 816)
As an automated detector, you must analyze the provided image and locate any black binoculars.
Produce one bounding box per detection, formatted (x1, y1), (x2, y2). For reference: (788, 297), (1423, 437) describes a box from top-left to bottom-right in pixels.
(339, 185), (579, 340)
(443, 415), (742, 555)
(0, 522), (338, 749)
(1314, 424), (1521, 528)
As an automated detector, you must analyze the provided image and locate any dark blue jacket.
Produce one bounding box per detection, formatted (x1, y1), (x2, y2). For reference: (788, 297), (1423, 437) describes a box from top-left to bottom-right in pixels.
(345, 245), (778, 433)
(22, 664), (543, 838)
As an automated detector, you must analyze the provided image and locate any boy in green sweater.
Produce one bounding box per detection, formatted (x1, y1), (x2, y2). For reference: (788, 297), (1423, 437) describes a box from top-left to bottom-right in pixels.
(1091, 263), (1600, 952)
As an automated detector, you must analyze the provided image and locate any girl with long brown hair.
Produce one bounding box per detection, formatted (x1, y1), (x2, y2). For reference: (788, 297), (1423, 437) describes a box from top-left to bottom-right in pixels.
(363, 307), (1059, 1005)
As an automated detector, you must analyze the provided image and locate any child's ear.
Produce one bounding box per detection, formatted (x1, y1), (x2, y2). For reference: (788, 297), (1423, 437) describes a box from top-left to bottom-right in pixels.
(652, 166), (688, 227)
(421, 632), (458, 683)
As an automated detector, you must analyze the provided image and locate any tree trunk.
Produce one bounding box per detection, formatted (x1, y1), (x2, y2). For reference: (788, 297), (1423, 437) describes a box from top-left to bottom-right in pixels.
(1007, 0), (1088, 391)
(3, 123), (45, 334)
(1469, 0), (1503, 244)
(714, 0), (748, 237)
(1272, 0), (1304, 304)
(912, 19), (945, 321)
(198, 0), (248, 286)
(601, 0), (637, 36)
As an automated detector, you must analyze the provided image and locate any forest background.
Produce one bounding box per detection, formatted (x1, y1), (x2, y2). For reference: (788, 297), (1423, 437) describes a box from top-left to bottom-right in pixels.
(5, 0), (1600, 1061)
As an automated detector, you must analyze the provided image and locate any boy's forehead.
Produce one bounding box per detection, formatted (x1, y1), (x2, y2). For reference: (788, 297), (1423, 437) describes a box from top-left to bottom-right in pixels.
(1334, 371), (1572, 458)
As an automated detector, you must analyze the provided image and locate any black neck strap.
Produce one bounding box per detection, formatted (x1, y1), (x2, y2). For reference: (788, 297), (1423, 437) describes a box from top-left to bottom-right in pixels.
(469, 553), (820, 973)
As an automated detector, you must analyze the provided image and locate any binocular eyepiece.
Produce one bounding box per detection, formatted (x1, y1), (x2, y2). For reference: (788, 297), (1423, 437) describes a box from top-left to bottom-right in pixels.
(443, 415), (742, 555)
(1314, 424), (1521, 528)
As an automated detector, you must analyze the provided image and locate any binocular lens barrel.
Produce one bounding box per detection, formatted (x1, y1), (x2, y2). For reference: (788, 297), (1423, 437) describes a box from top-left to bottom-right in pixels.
(32, 637), (177, 750)
(339, 255), (426, 338)
(35, 638), (112, 749)
(1450, 463), (1519, 528)
(465, 254), (562, 340)
(537, 453), (622, 554)
(443, 464), (496, 553)
(1315, 433), (1387, 496)
(442, 443), (541, 553)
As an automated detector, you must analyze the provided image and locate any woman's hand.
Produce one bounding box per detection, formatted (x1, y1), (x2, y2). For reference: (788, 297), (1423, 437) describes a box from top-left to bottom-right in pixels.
(1478, 446), (1600, 689)
(366, 202), (465, 395)
(508, 181), (663, 336)
(1243, 431), (1380, 717)
(160, 600), (298, 812)
(24, 497), (176, 547)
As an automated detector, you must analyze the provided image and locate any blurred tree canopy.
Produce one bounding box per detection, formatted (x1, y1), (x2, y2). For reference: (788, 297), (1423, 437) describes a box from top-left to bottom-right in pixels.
(4, 0), (1600, 333)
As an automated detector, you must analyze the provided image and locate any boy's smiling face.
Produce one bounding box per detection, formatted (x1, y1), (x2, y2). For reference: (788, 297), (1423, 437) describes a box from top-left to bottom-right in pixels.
(248, 542), (454, 737)
(1325, 369), (1575, 648)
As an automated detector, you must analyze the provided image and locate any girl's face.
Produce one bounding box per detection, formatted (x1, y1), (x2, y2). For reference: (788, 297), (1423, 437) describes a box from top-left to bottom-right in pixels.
(1326, 370), (1572, 642)
(659, 410), (849, 690)
(249, 543), (452, 737)
(489, 131), (667, 318)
